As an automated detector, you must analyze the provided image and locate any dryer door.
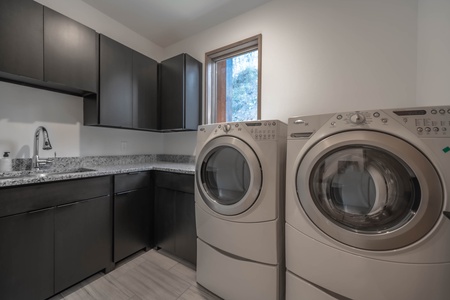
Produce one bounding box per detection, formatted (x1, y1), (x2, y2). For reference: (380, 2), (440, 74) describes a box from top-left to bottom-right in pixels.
(296, 131), (443, 250)
(196, 136), (262, 216)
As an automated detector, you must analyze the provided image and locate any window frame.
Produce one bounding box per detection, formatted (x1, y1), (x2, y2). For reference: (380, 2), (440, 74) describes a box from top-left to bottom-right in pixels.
(204, 34), (262, 124)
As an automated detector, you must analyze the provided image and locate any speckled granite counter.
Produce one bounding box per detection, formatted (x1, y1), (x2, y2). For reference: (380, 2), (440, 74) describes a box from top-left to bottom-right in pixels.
(0, 155), (195, 187)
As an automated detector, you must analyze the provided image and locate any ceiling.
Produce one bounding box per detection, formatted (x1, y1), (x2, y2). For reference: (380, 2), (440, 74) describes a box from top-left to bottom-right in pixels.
(81, 0), (272, 48)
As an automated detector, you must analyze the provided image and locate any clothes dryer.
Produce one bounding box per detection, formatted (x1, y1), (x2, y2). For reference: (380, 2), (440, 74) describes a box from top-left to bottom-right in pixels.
(285, 106), (450, 300)
(195, 120), (286, 300)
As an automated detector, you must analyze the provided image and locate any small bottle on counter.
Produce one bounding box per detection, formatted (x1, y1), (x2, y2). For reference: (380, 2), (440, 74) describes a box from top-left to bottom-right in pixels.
(0, 152), (12, 172)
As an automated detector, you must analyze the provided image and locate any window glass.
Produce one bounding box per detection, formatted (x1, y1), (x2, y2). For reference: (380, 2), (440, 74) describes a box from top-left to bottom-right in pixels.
(205, 35), (261, 123)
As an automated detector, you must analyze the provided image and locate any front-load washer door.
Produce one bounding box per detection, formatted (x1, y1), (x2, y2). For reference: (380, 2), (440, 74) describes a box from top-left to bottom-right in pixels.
(296, 131), (443, 250)
(196, 136), (262, 216)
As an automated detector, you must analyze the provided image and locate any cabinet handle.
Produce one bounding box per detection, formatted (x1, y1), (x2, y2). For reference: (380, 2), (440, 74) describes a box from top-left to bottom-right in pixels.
(57, 202), (80, 208)
(127, 172), (140, 175)
(116, 191), (132, 196)
(27, 207), (54, 214)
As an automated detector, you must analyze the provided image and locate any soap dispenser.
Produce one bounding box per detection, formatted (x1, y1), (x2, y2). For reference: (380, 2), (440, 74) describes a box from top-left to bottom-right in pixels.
(0, 152), (12, 172)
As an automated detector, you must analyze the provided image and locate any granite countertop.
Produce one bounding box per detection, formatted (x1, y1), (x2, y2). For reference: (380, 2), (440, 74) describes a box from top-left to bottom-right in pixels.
(0, 155), (195, 188)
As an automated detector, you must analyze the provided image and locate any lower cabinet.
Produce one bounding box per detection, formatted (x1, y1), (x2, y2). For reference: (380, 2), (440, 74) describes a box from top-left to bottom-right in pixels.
(114, 172), (153, 262)
(0, 207), (54, 300)
(55, 196), (112, 292)
(155, 171), (196, 265)
(0, 176), (112, 300)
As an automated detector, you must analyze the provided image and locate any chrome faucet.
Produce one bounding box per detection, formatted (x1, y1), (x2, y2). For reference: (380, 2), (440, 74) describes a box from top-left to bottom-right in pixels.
(32, 126), (54, 170)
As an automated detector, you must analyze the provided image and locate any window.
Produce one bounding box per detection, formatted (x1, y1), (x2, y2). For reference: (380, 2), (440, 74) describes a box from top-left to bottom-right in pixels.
(205, 35), (262, 124)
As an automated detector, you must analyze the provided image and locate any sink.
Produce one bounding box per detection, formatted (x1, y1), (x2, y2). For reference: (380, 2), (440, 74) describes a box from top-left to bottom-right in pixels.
(0, 168), (96, 180)
(34, 168), (97, 177)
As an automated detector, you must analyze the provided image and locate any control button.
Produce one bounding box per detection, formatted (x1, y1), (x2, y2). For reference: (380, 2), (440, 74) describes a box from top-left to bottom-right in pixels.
(336, 115), (343, 120)
(218, 125), (221, 128)
(433, 127), (439, 132)
(442, 127), (447, 132)
(448, 109), (450, 114)
(373, 112), (380, 118)
(417, 127), (423, 133)
(331, 122), (336, 126)
(425, 127), (431, 132)
(381, 118), (388, 124)
(350, 113), (366, 124)
(294, 119), (305, 124)
(431, 109), (437, 114)
(235, 124), (239, 127)
(272, 122), (276, 126)
(439, 109), (446, 114)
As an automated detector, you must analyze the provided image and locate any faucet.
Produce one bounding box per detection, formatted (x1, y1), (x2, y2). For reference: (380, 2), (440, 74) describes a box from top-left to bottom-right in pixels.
(32, 126), (54, 170)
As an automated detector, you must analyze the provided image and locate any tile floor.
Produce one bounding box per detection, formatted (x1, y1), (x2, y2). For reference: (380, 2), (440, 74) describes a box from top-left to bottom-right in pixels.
(49, 249), (222, 300)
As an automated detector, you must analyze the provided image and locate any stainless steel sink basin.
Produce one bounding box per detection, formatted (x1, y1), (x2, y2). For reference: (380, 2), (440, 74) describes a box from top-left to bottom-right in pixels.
(34, 167), (97, 177)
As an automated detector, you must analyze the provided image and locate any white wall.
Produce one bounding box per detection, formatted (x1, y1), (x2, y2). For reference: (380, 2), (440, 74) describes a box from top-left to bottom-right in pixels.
(164, 0), (420, 154)
(0, 82), (164, 158)
(417, 0), (450, 106)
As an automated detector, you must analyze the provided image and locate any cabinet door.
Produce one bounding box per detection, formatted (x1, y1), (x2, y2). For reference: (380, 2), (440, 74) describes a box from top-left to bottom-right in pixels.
(55, 196), (112, 293)
(133, 51), (158, 130)
(159, 54), (202, 130)
(0, 207), (54, 300)
(174, 191), (197, 265)
(44, 8), (98, 94)
(114, 188), (152, 262)
(159, 54), (184, 130)
(99, 35), (133, 127)
(155, 172), (197, 265)
(0, 0), (43, 80)
(155, 186), (176, 254)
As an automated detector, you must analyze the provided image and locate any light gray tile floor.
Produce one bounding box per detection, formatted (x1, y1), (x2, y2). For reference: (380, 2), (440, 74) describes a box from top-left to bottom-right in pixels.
(49, 249), (222, 300)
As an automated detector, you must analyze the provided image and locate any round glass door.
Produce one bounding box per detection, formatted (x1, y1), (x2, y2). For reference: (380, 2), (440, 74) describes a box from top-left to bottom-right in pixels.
(296, 131), (443, 250)
(196, 136), (262, 215)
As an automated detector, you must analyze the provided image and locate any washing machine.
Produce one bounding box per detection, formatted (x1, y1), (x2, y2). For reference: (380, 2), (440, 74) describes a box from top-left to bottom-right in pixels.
(195, 120), (286, 300)
(285, 106), (450, 300)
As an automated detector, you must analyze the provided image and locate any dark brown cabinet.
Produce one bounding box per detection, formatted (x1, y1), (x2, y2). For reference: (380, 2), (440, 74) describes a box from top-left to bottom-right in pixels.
(84, 35), (158, 130)
(98, 35), (133, 128)
(0, 0), (44, 81)
(0, 0), (98, 96)
(114, 172), (153, 262)
(159, 53), (202, 131)
(0, 176), (112, 300)
(44, 7), (98, 94)
(55, 195), (112, 293)
(0, 207), (54, 300)
(154, 171), (196, 265)
(133, 51), (158, 130)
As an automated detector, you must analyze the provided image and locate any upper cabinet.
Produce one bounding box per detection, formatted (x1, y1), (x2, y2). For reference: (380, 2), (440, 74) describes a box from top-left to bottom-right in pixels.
(84, 35), (158, 130)
(0, 0), (44, 81)
(159, 53), (202, 131)
(133, 51), (158, 130)
(0, 0), (97, 96)
(44, 8), (98, 94)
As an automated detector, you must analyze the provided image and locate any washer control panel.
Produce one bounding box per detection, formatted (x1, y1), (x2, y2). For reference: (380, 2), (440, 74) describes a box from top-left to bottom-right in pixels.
(288, 106), (450, 139)
(331, 107), (450, 137)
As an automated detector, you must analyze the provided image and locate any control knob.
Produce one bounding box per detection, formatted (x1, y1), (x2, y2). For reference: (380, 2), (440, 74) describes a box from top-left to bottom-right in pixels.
(223, 124), (232, 133)
(350, 113), (366, 124)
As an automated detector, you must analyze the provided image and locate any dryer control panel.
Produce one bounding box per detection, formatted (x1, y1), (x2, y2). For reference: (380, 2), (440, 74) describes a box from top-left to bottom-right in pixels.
(245, 121), (280, 140)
